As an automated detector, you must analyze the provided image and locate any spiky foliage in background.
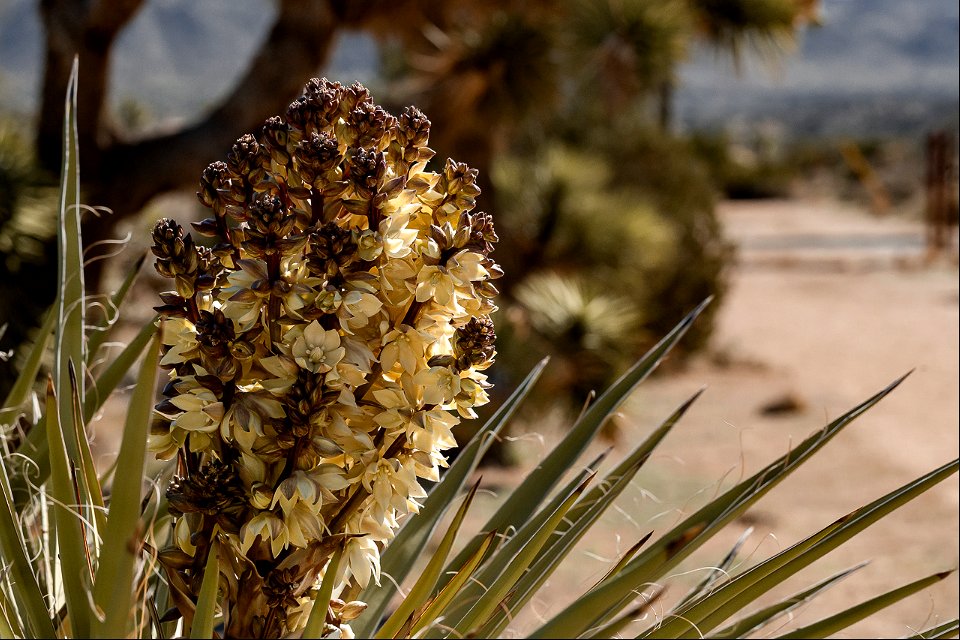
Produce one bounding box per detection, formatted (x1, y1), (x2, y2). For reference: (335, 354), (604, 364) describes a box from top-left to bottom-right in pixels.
(490, 135), (729, 414)
(149, 78), (500, 637)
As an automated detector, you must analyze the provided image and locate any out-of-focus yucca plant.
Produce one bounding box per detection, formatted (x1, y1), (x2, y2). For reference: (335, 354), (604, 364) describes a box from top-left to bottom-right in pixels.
(1, 65), (957, 640)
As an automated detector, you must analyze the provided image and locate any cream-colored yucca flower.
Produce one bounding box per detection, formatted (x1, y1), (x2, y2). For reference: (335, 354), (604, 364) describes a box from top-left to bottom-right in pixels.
(149, 78), (500, 638)
(158, 317), (198, 367)
(289, 321), (346, 374)
(415, 265), (456, 305)
(380, 325), (429, 374)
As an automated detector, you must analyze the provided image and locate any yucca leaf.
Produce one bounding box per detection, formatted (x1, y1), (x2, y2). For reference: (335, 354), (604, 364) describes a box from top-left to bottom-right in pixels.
(530, 373), (907, 638)
(189, 541), (221, 639)
(904, 619), (960, 639)
(590, 533), (655, 593)
(0, 306), (56, 426)
(410, 530), (497, 637)
(441, 451), (607, 632)
(303, 547), (344, 638)
(303, 549), (343, 639)
(149, 562), (175, 639)
(674, 525), (755, 613)
(583, 589), (665, 639)
(68, 361), (106, 534)
(0, 589), (19, 638)
(478, 387), (698, 640)
(449, 474), (594, 636)
(91, 333), (159, 638)
(353, 358), (548, 637)
(442, 302), (707, 590)
(647, 459), (959, 638)
(500, 388), (704, 626)
(481, 529), (656, 638)
(709, 562), (868, 639)
(85, 252), (147, 364)
(565, 388), (704, 541)
(476, 459), (635, 638)
(82, 316), (158, 424)
(774, 570), (956, 639)
(12, 317), (157, 509)
(44, 377), (93, 637)
(53, 56), (85, 463)
(0, 446), (57, 638)
(375, 480), (482, 639)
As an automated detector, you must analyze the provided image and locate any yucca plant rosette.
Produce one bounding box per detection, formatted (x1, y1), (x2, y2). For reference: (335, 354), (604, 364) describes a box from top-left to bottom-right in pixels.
(148, 78), (500, 638)
(2, 65), (957, 640)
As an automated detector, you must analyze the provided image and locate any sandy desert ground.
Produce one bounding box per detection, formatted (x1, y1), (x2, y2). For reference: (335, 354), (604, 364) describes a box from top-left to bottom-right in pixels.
(480, 198), (959, 638)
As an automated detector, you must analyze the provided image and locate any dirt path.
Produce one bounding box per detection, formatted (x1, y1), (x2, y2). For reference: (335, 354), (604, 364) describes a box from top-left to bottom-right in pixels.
(492, 198), (959, 637)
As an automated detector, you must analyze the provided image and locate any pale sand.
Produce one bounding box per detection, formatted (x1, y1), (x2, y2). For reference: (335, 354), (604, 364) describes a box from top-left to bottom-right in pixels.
(483, 198), (959, 637)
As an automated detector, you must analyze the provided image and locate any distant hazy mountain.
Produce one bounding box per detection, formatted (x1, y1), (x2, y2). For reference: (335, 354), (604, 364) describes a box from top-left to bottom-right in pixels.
(0, 0), (956, 136)
(676, 0), (959, 136)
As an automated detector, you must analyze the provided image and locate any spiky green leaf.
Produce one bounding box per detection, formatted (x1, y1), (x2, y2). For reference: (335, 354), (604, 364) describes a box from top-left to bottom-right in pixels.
(775, 570), (956, 639)
(646, 459), (959, 638)
(442, 302), (708, 589)
(904, 619), (960, 639)
(85, 252), (147, 363)
(411, 530), (497, 637)
(710, 563), (868, 639)
(375, 481), (482, 639)
(530, 373), (907, 638)
(44, 377), (93, 637)
(189, 541), (221, 639)
(478, 386), (701, 640)
(91, 333), (159, 638)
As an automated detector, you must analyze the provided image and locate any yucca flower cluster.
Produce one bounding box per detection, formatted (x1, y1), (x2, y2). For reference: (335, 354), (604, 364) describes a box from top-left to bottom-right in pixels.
(149, 78), (499, 638)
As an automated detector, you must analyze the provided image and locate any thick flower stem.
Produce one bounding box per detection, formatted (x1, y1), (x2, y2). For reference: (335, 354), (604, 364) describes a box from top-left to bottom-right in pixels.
(266, 252), (282, 348)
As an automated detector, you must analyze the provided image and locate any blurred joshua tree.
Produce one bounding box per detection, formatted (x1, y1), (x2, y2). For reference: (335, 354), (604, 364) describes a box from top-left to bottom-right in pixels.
(4, 0), (816, 398)
(384, 0), (816, 402)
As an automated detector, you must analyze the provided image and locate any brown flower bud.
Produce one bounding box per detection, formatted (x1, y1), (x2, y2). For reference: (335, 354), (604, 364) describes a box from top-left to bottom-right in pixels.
(197, 161), (229, 208)
(397, 105), (431, 150)
(295, 131), (341, 187)
(306, 222), (358, 278)
(348, 102), (396, 150)
(300, 77), (344, 130)
(454, 316), (497, 370)
(260, 116), (292, 165)
(227, 133), (267, 189)
(338, 82), (371, 119)
(345, 147), (386, 200)
(167, 460), (246, 523)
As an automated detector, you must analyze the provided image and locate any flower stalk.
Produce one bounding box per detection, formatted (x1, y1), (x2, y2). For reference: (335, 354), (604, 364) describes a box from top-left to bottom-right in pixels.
(150, 78), (499, 638)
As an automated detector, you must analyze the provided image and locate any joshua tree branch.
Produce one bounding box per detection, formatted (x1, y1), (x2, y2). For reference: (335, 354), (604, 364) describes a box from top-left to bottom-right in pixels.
(91, 0), (340, 220)
(53, 0), (341, 290)
(36, 0), (147, 173)
(33, 0), (454, 294)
